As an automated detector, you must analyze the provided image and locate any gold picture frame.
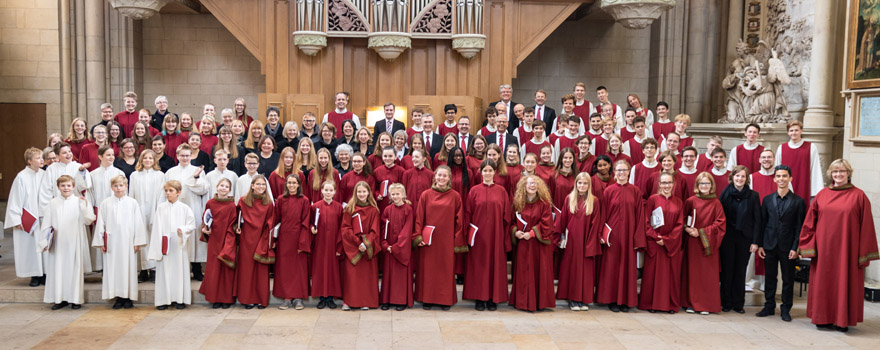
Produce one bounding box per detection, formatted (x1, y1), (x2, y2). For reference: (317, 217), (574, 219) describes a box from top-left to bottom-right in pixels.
(846, 0), (880, 89)
(850, 92), (880, 145)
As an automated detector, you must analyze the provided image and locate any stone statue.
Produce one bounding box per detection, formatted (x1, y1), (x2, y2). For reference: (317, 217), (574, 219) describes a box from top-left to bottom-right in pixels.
(720, 40), (791, 123)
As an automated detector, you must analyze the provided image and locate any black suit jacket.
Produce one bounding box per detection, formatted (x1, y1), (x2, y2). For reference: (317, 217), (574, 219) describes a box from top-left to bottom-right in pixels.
(487, 100), (521, 134)
(534, 105), (557, 136)
(372, 119), (406, 145)
(423, 132), (444, 158)
(485, 132), (519, 154)
(758, 191), (806, 252)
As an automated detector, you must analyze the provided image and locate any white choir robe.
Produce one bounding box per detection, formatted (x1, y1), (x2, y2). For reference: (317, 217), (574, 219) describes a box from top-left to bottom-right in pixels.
(164, 164), (210, 262)
(93, 196), (147, 300)
(130, 169), (165, 270)
(39, 161), (91, 215)
(40, 195), (95, 304)
(235, 173), (274, 204)
(148, 201), (195, 306)
(86, 165), (125, 271)
(205, 168), (238, 199)
(3, 167), (47, 277)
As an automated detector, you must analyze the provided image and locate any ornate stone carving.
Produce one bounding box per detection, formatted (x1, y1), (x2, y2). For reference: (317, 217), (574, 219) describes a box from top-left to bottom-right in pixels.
(451, 33), (485, 59)
(412, 0), (452, 33)
(598, 0), (676, 29)
(720, 41), (792, 123)
(763, 0), (812, 115)
(293, 31), (328, 56)
(109, 0), (168, 20)
(368, 32), (412, 61)
(328, 0), (368, 32)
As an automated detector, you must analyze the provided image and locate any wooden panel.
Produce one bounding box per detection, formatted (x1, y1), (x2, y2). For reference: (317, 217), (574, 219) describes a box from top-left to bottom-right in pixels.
(257, 93), (325, 126)
(409, 95), (484, 133)
(513, 2), (583, 68)
(200, 0), (264, 62)
(0, 103), (47, 199)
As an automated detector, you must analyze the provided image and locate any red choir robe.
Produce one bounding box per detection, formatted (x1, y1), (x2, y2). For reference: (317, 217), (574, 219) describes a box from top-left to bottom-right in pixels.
(573, 103), (591, 122)
(339, 170), (376, 203)
(638, 194), (684, 312)
(450, 165), (473, 276)
(380, 203), (414, 307)
(695, 153), (714, 172)
(607, 152), (632, 168)
(578, 154), (596, 174)
(462, 183), (512, 303)
(799, 185), (880, 327)
(593, 135), (609, 158)
(413, 187), (466, 306)
(630, 161), (661, 199)
(535, 164), (555, 186)
(644, 171), (690, 201)
(679, 169), (699, 197)
(327, 111), (354, 138)
(620, 126), (635, 143)
(555, 195), (603, 304)
(310, 199), (344, 298)
(596, 182), (646, 307)
(438, 122), (458, 136)
(198, 196), (237, 304)
(199, 134), (218, 155)
(516, 127), (535, 147)
(625, 138), (647, 164)
(341, 205), (381, 308)
(162, 132), (187, 161)
(779, 141), (813, 198)
(368, 154), (384, 173)
(651, 120), (675, 143)
(406, 127), (421, 139)
(710, 169), (730, 191)
(402, 166), (434, 205)
(268, 171), (305, 203)
(679, 135), (694, 152)
(509, 199), (557, 311)
(235, 196), (275, 307)
(465, 156), (483, 176)
(115, 110), (138, 137)
(78, 143), (111, 171)
(555, 135), (578, 155)
(750, 170), (775, 203)
(550, 170), (576, 278)
(305, 168), (341, 203)
(65, 138), (93, 162)
(733, 143), (764, 174)
(681, 195), (726, 313)
(522, 139), (551, 159)
(273, 194), (312, 299)
(478, 125), (496, 138)
(373, 164), (405, 213)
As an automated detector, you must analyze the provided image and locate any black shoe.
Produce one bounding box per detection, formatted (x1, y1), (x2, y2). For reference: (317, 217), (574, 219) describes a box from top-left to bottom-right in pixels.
(395, 305), (406, 311)
(245, 304), (255, 309)
(113, 298), (124, 309)
(149, 270), (156, 282)
(816, 323), (834, 330)
(733, 308), (745, 314)
(316, 300), (326, 309)
(29, 277), (41, 287)
(381, 304), (390, 310)
(176, 303), (186, 309)
(648, 309), (656, 313)
(721, 307), (731, 312)
(51, 301), (69, 310)
(40, 275), (46, 285)
(191, 263), (204, 281)
(440, 305), (450, 311)
(138, 270), (149, 283)
(422, 303), (432, 310)
(756, 307), (775, 317)
(123, 299), (133, 309)
(781, 310), (792, 322)
(157, 305), (168, 310)
(212, 302), (222, 309)
(609, 303), (620, 313)
(456, 275), (464, 285)
(71, 304), (81, 309)
(620, 305), (630, 313)
(834, 326), (849, 333)
(221, 303), (231, 309)
(487, 301), (497, 311)
(475, 301), (486, 311)
(256, 305), (266, 309)
(326, 299), (338, 309)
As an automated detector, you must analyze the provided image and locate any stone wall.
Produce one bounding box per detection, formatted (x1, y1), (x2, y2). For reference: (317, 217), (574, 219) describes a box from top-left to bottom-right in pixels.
(141, 13), (264, 118)
(0, 0), (61, 135)
(512, 11), (651, 112)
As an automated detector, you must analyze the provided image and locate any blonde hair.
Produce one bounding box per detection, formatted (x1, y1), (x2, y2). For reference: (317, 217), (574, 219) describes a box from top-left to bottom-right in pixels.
(435, 133), (458, 164)
(294, 137), (318, 172)
(67, 117), (90, 141)
(110, 175), (128, 187)
(786, 120), (803, 131)
(388, 183), (411, 205)
(606, 133), (623, 153)
(163, 180), (182, 192)
(24, 147), (42, 163)
(200, 115), (217, 134)
(244, 120), (265, 149)
(486, 144), (507, 176)
(274, 146), (299, 178)
(312, 148), (336, 191)
(568, 172), (595, 215)
(135, 149), (161, 171)
(826, 158), (853, 185)
(674, 114), (692, 126)
(694, 172), (716, 195)
(242, 175), (272, 207)
(345, 181), (378, 213)
(512, 175), (552, 212)
(56, 175), (75, 187)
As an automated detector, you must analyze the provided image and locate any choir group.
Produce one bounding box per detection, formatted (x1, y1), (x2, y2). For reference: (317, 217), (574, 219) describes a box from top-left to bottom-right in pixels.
(4, 85), (878, 333)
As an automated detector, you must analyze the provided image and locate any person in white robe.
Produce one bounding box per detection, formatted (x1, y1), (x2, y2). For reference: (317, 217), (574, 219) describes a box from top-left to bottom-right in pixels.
(39, 175), (95, 309)
(4, 148), (47, 286)
(205, 149), (238, 200)
(235, 153), (274, 204)
(93, 175), (147, 309)
(39, 142), (91, 216)
(86, 145), (124, 271)
(164, 144), (209, 280)
(129, 150), (166, 278)
(149, 180), (195, 309)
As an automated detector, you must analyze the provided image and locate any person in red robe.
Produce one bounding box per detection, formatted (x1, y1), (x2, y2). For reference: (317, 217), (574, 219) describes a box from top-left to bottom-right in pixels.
(505, 147), (524, 180)
(709, 148), (730, 189)
(339, 153), (376, 204)
(462, 160), (511, 311)
(799, 159), (880, 332)
(606, 134), (632, 169)
(645, 151), (689, 200)
(199, 178), (237, 309)
(623, 116), (651, 164)
(555, 173), (603, 311)
(310, 181), (344, 309)
(401, 149), (434, 208)
(273, 175), (312, 310)
(413, 166), (466, 310)
(727, 123), (764, 173)
(380, 184), (414, 310)
(550, 148), (577, 278)
(775, 120), (823, 199)
(370, 132), (393, 171)
(750, 150), (777, 201)
(447, 147), (472, 283)
(65, 118), (93, 162)
(681, 172), (726, 314)
(235, 175), (275, 309)
(307, 149), (341, 203)
(115, 92), (139, 137)
(576, 136), (596, 175)
(268, 147), (306, 200)
(373, 147), (405, 214)
(509, 175), (557, 312)
(638, 172), (684, 313)
(160, 114), (187, 161)
(597, 159), (646, 312)
(340, 181), (381, 310)
(628, 138), (660, 199)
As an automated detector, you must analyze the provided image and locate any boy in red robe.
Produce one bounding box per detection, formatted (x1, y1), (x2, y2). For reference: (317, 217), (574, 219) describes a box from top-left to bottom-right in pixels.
(727, 123), (764, 173)
(628, 138), (660, 199)
(775, 120), (823, 199)
(709, 148), (730, 190)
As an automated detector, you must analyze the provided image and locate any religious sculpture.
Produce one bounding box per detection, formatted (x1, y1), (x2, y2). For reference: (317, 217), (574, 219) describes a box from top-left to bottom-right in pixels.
(720, 40), (792, 123)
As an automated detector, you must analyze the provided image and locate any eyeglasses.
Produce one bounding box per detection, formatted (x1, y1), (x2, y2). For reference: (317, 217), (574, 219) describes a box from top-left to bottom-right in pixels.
(614, 169), (629, 173)
(659, 181), (674, 185)
(698, 182), (712, 185)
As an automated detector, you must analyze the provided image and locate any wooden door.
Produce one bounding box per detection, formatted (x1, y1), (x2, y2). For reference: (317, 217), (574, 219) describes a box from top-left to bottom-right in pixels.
(0, 103), (47, 200)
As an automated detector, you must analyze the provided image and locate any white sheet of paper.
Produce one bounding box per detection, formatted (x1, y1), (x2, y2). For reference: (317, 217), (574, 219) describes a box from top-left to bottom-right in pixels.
(651, 207), (664, 229)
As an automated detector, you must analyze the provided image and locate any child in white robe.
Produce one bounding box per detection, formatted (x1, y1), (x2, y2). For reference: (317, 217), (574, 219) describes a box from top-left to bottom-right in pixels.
(164, 144), (209, 280)
(129, 150), (165, 280)
(149, 180), (196, 310)
(87, 145), (124, 271)
(4, 148), (47, 286)
(236, 153), (274, 203)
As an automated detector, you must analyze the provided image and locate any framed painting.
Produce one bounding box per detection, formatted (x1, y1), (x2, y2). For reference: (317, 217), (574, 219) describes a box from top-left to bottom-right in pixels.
(847, 0), (880, 89)
(850, 92), (880, 144)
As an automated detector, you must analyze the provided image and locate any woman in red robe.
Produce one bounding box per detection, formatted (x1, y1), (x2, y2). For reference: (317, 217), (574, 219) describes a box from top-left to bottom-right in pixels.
(413, 166), (466, 310)
(555, 173), (603, 311)
(268, 147), (305, 201)
(799, 159), (880, 331)
(644, 151), (689, 200)
(373, 147), (405, 215)
(597, 159), (646, 312)
(576, 136), (596, 174)
(638, 172), (684, 313)
(466, 135), (488, 176)
(463, 160), (511, 311)
(508, 153), (537, 199)
(485, 145), (510, 192)
(682, 172), (726, 314)
(273, 174), (312, 310)
(550, 148), (578, 278)
(160, 114), (187, 161)
(401, 149), (434, 208)
(235, 175), (275, 309)
(340, 152), (376, 204)
(65, 118), (93, 162)
(591, 155), (612, 199)
(340, 181), (381, 310)
(535, 145), (556, 185)
(380, 184), (414, 310)
(306, 149), (341, 203)
(199, 178), (237, 309)
(310, 181), (344, 309)
(509, 175), (557, 312)
(505, 146), (524, 178)
(447, 147), (472, 283)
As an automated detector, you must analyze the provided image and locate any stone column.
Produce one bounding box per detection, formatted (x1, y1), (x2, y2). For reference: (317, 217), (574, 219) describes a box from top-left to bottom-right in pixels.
(802, 0), (837, 128)
(85, 0), (106, 123)
(725, 0), (744, 63)
(684, 0), (720, 122)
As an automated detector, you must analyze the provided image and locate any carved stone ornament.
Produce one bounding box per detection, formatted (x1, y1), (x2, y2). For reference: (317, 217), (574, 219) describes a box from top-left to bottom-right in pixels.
(451, 33), (485, 59)
(367, 32), (412, 61)
(599, 0), (676, 29)
(293, 31), (328, 56)
(108, 0), (168, 20)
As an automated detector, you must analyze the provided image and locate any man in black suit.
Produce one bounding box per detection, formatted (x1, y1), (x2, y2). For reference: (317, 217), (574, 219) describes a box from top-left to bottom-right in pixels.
(487, 84), (520, 134)
(485, 114), (518, 154)
(455, 115), (474, 152)
(421, 114), (443, 158)
(756, 165), (806, 322)
(372, 102), (406, 145)
(533, 89), (557, 137)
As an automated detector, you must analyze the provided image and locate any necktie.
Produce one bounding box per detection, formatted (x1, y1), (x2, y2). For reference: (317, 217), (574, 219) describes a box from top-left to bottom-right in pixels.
(386, 119), (392, 133)
(499, 134), (504, 150)
(537, 106), (542, 121)
(425, 134), (431, 150)
(461, 135), (466, 150)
